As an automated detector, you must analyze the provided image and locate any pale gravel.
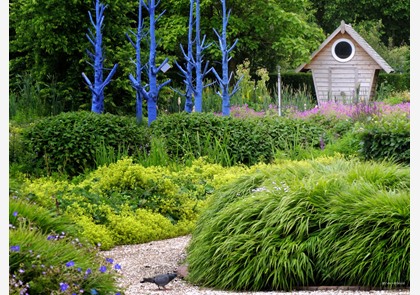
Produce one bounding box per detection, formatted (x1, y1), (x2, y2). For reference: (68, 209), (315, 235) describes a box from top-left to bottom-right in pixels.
(100, 235), (409, 295)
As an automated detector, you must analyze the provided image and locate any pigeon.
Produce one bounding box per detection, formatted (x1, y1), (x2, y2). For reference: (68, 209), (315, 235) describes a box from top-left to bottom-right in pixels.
(140, 273), (177, 290)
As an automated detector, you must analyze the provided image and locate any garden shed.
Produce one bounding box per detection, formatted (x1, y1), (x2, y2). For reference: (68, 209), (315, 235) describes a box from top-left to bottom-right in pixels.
(296, 20), (394, 105)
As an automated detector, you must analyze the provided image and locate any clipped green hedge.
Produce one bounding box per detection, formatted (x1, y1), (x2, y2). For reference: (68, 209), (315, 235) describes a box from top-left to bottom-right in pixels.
(150, 112), (328, 166)
(187, 157), (410, 291)
(358, 113), (410, 164)
(20, 111), (151, 176)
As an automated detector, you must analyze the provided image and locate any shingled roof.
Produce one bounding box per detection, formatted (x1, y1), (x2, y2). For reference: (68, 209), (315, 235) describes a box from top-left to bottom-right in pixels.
(296, 20), (394, 73)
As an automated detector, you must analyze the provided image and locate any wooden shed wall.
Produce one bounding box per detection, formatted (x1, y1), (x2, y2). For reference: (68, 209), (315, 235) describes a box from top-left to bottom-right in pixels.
(304, 32), (382, 104)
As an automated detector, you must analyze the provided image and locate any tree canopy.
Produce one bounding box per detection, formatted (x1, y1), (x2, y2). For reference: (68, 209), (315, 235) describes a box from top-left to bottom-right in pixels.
(9, 0), (408, 116)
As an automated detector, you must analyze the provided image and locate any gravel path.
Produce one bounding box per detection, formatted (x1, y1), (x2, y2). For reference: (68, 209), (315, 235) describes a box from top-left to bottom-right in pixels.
(101, 235), (409, 295)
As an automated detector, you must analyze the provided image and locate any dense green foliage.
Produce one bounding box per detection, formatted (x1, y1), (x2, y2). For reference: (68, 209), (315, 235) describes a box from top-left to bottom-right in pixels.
(378, 73), (410, 92)
(358, 113), (410, 164)
(311, 0), (409, 46)
(20, 111), (151, 176)
(187, 157), (410, 291)
(151, 112), (328, 166)
(9, 0), (324, 116)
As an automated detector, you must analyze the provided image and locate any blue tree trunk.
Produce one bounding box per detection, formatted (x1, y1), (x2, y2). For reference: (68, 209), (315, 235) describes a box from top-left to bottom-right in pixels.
(184, 0), (194, 113)
(176, 0), (212, 113)
(129, 0), (171, 126)
(127, 0), (145, 123)
(212, 0), (241, 116)
(82, 0), (118, 114)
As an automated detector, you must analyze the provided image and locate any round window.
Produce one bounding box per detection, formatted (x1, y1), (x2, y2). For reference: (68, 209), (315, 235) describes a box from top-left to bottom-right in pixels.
(331, 38), (355, 62)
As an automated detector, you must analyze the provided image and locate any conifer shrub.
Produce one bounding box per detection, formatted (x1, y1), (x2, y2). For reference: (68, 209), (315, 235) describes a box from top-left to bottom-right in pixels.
(187, 157), (409, 291)
(20, 111), (151, 176)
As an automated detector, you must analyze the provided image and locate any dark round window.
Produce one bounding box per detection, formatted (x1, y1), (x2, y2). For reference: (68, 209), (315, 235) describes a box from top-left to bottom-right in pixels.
(332, 38), (355, 62)
(335, 41), (352, 59)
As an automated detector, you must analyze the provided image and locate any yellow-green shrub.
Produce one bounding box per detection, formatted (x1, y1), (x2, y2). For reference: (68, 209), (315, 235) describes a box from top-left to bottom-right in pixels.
(20, 178), (74, 207)
(74, 216), (116, 250)
(107, 207), (177, 245)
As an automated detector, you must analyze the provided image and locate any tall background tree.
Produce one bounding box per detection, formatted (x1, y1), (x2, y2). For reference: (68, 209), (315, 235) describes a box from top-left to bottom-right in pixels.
(310, 0), (410, 46)
(82, 0), (118, 114)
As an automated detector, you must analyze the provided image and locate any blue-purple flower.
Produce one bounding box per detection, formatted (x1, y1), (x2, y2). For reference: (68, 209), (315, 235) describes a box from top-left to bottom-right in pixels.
(10, 245), (20, 252)
(59, 282), (69, 292)
(85, 268), (92, 275)
(99, 266), (107, 273)
(114, 263), (121, 270)
(105, 258), (114, 264)
(65, 260), (75, 267)
(13, 211), (18, 217)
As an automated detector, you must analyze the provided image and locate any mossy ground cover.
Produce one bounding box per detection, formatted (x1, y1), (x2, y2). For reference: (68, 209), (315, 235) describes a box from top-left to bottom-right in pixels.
(186, 157), (409, 291)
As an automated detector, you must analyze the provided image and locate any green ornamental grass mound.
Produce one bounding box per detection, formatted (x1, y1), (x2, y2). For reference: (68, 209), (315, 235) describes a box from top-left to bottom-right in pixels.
(186, 157), (409, 291)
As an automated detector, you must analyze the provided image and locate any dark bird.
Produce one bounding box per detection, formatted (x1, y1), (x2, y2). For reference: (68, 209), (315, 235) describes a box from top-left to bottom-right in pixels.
(140, 273), (177, 290)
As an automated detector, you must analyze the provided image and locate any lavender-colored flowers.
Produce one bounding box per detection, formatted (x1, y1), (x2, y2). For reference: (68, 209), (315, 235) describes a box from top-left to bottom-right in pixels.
(293, 101), (410, 120)
(65, 261), (75, 267)
(99, 266), (107, 273)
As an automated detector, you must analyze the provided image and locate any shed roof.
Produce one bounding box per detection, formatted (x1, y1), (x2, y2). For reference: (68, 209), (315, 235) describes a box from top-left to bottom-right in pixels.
(296, 20), (394, 73)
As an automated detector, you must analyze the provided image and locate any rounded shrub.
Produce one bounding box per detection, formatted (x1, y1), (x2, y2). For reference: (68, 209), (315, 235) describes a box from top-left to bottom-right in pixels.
(186, 157), (409, 291)
(21, 111), (151, 176)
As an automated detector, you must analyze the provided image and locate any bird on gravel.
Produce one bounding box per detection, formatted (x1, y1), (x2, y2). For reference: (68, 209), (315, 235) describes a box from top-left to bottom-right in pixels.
(140, 273), (177, 290)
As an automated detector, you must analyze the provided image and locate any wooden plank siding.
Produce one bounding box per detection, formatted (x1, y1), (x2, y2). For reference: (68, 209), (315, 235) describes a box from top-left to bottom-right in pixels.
(301, 32), (383, 105)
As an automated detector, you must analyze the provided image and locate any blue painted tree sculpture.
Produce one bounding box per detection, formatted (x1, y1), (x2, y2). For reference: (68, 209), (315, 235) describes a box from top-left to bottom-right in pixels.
(176, 0), (212, 113)
(126, 0), (146, 123)
(175, 0), (194, 113)
(129, 0), (171, 126)
(212, 0), (242, 116)
(82, 0), (118, 114)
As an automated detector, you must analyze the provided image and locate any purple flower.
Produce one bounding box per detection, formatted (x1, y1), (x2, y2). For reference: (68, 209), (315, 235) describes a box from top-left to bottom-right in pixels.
(85, 268), (92, 275)
(47, 235), (55, 240)
(59, 282), (69, 292)
(105, 258), (114, 264)
(13, 211), (18, 217)
(77, 267), (82, 272)
(114, 263), (121, 270)
(65, 261), (75, 267)
(99, 266), (107, 273)
(10, 245), (20, 252)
